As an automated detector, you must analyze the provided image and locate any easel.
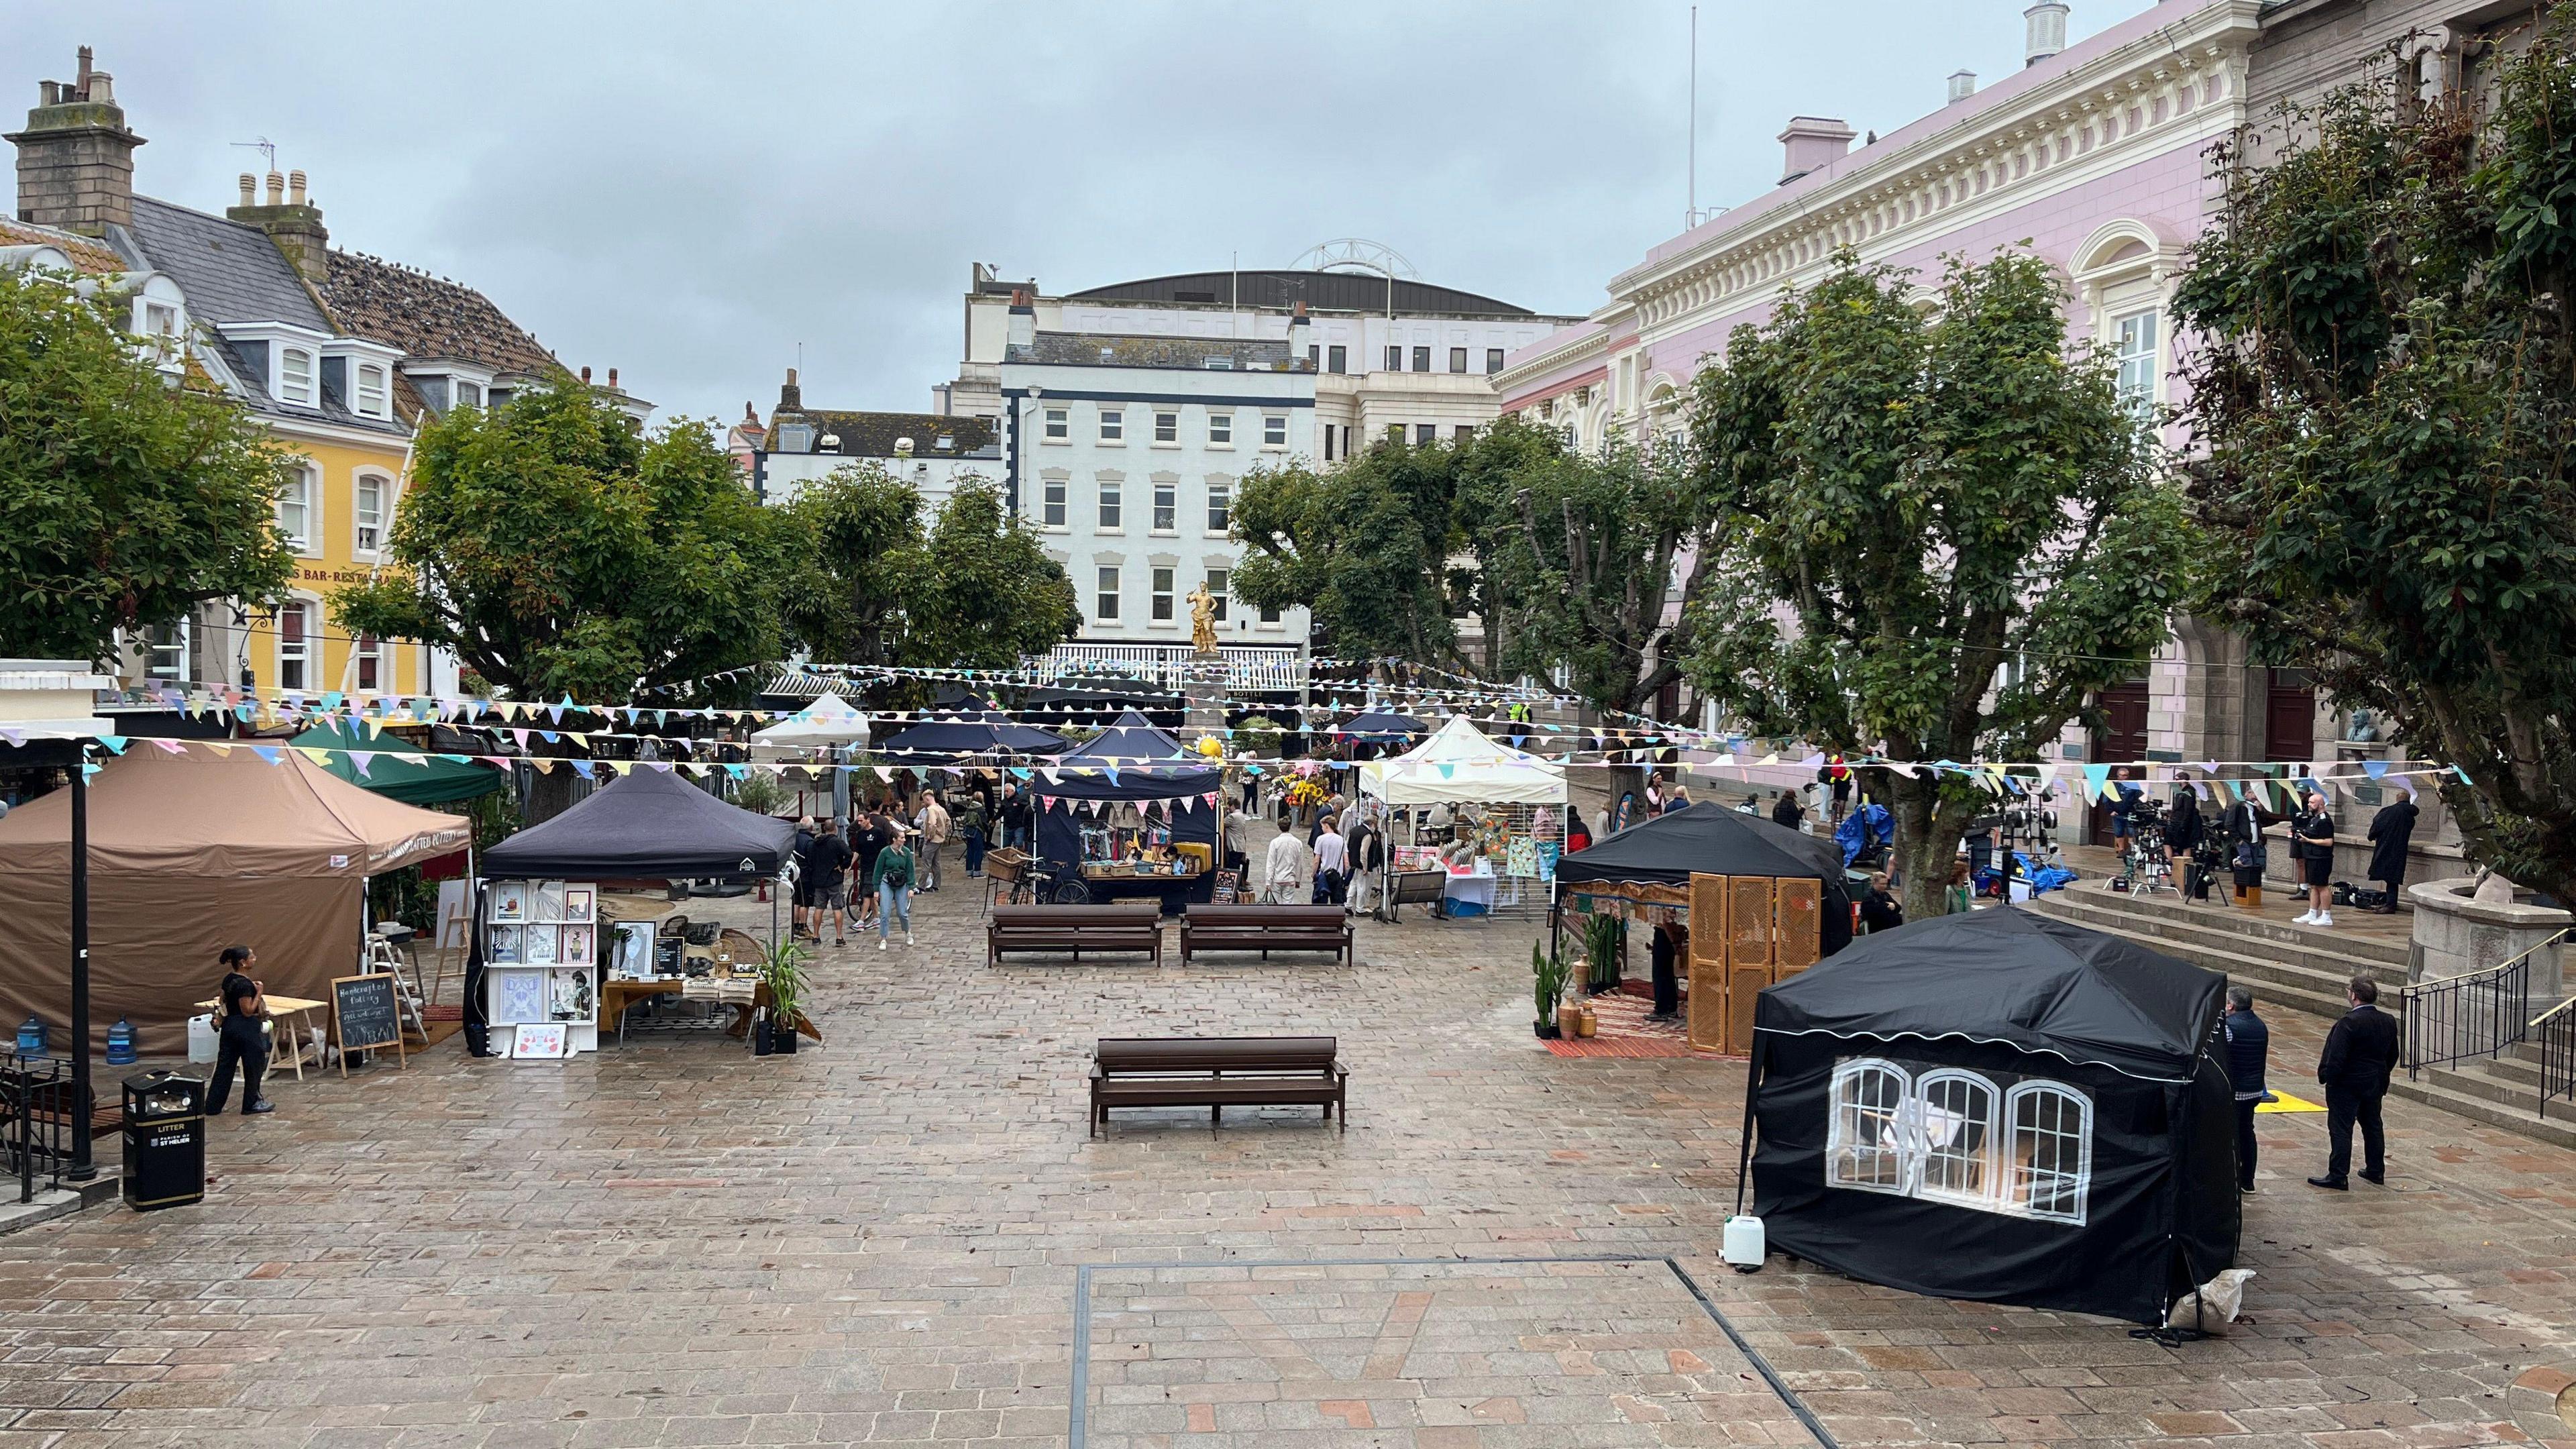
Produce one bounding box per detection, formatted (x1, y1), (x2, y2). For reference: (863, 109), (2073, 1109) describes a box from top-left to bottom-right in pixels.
(364, 936), (431, 1046)
(429, 877), (472, 1008)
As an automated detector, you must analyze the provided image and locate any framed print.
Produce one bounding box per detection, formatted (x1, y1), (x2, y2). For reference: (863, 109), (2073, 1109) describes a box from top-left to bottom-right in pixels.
(534, 881), (567, 924)
(524, 924), (559, 966)
(561, 924), (595, 966)
(491, 969), (545, 1025)
(510, 1022), (568, 1059)
(489, 881), (528, 924)
(486, 924), (522, 965)
(548, 969), (594, 1022)
(563, 886), (596, 924)
(608, 922), (655, 981)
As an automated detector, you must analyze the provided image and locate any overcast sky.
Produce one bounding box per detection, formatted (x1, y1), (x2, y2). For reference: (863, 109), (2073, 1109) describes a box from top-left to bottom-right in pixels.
(20, 1), (2161, 427)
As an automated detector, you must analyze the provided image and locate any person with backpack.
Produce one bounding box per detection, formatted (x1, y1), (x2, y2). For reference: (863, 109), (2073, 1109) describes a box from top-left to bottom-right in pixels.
(872, 826), (916, 950)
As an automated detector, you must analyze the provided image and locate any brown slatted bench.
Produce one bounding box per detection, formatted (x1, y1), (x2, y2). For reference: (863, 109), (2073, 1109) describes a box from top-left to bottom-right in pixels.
(1179, 904), (1355, 965)
(987, 902), (1165, 967)
(1089, 1036), (1348, 1134)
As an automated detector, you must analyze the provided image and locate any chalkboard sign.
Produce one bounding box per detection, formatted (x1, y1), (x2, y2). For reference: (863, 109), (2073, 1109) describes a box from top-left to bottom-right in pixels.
(329, 973), (409, 1076)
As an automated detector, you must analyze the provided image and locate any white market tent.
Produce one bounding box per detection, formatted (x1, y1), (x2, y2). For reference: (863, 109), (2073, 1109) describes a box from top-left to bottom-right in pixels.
(750, 692), (871, 817)
(749, 693), (871, 758)
(1358, 714), (1567, 806)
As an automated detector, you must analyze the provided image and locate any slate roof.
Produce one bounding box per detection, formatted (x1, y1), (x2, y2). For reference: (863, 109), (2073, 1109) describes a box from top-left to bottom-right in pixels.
(111, 195), (403, 435)
(0, 219), (125, 273)
(117, 196), (333, 331)
(1007, 331), (1309, 372)
(319, 250), (562, 380)
(765, 410), (999, 459)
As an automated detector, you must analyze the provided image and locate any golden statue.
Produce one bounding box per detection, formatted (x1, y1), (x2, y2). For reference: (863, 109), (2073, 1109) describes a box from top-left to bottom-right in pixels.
(1187, 582), (1220, 655)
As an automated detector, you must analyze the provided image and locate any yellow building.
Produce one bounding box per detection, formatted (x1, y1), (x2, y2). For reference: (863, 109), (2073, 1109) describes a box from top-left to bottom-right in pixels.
(9, 49), (612, 706)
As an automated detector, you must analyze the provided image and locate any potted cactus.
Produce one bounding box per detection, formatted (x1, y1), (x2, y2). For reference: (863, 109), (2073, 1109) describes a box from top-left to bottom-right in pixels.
(1532, 941), (1570, 1038)
(1583, 912), (1625, 994)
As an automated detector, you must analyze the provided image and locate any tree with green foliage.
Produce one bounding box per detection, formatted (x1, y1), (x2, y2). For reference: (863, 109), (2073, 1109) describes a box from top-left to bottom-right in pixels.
(335, 383), (796, 702)
(2172, 20), (2576, 904)
(777, 469), (1076, 690)
(0, 266), (294, 660)
(1688, 251), (2182, 922)
(1463, 431), (1715, 733)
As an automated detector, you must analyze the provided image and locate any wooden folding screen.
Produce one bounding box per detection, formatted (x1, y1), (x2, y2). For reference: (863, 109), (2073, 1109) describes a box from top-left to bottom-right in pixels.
(1726, 876), (1777, 1054)
(1774, 877), (1822, 978)
(1686, 873), (1731, 1053)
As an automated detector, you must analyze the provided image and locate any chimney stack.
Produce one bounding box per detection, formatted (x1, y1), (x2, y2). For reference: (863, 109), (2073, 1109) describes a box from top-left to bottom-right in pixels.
(779, 367), (802, 411)
(7, 46), (148, 236)
(2024, 2), (2070, 67)
(228, 163), (331, 282)
(237, 172), (254, 207)
(580, 366), (592, 385)
(1777, 116), (1858, 186)
(1947, 70), (1978, 105)
(606, 367), (619, 391)
(1007, 287), (1036, 352)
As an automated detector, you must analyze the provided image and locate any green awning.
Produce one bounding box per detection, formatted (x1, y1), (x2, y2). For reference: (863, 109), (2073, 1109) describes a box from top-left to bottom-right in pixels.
(286, 719), (506, 806)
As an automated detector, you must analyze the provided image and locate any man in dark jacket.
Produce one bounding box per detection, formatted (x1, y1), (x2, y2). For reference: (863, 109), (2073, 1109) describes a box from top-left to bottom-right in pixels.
(2310, 974), (2400, 1189)
(2222, 986), (2268, 1192)
(2365, 794), (2419, 913)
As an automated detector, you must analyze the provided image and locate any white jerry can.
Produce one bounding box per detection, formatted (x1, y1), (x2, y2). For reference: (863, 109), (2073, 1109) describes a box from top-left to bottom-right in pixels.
(1721, 1214), (1766, 1272)
(186, 1014), (219, 1065)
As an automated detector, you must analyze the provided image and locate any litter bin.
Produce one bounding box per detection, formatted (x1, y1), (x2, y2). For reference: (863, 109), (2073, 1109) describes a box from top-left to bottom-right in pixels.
(121, 1071), (205, 1212)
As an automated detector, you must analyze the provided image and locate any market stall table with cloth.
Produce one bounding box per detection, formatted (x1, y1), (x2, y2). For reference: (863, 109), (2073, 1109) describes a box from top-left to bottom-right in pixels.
(1031, 710), (1222, 913)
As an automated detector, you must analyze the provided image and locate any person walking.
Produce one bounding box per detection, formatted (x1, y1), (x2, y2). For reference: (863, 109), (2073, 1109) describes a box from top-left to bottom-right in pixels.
(2365, 792), (2419, 914)
(2222, 986), (2269, 1192)
(1222, 803), (1254, 879)
(2309, 974), (2399, 1189)
(957, 790), (989, 879)
(851, 810), (889, 930)
(207, 946), (274, 1116)
(1348, 811), (1385, 918)
(1264, 816), (1313, 905)
(789, 816), (820, 940)
(916, 790), (951, 893)
(1313, 817), (1350, 906)
(871, 828), (916, 950)
(2292, 790), (2339, 926)
(998, 784), (1030, 852)
(1771, 789), (1805, 831)
(806, 818), (853, 948)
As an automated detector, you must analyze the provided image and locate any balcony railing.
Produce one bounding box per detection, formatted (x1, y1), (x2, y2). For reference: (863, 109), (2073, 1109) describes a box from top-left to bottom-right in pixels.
(1034, 643), (1306, 692)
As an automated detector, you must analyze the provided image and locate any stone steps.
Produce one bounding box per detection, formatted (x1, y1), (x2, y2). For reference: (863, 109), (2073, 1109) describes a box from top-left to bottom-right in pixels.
(2023, 887), (2576, 1150)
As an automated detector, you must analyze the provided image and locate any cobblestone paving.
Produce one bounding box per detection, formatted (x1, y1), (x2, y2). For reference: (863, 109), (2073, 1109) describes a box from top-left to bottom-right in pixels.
(0, 874), (2570, 1448)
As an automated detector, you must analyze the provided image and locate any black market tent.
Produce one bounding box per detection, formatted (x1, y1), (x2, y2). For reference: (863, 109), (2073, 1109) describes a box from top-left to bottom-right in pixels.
(875, 696), (1073, 761)
(1745, 906), (2239, 1327)
(1032, 711), (1224, 908)
(1334, 710), (1426, 744)
(480, 767), (795, 881)
(1556, 801), (1854, 957)
(288, 718), (506, 806)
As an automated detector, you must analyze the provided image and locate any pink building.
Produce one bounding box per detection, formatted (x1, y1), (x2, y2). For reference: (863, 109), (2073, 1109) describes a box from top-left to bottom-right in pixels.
(1497, 0), (2291, 842)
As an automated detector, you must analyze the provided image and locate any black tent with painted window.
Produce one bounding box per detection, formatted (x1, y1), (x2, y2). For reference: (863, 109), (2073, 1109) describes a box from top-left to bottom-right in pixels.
(1743, 906), (2239, 1326)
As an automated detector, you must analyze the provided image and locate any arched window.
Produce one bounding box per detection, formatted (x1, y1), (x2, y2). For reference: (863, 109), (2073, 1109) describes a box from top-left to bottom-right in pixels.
(2004, 1082), (2094, 1224)
(1911, 1069), (2000, 1208)
(1826, 1058), (1913, 1194)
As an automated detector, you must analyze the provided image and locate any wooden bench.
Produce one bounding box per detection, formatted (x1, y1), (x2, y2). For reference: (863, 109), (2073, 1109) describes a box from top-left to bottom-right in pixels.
(1179, 904), (1354, 965)
(986, 902), (1164, 967)
(1090, 1036), (1347, 1134)
(1380, 870), (1449, 922)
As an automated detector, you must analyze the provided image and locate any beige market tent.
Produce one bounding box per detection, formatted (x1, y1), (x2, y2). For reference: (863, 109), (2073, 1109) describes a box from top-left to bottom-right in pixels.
(1358, 714), (1568, 806)
(0, 747), (469, 1053)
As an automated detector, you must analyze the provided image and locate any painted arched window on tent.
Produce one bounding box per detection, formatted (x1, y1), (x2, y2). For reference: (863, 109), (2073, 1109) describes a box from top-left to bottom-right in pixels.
(2003, 1081), (2094, 1224)
(1826, 1057), (1913, 1194)
(1911, 1069), (2000, 1208)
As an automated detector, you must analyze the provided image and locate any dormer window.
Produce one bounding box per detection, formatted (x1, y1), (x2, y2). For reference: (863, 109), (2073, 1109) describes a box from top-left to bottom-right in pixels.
(777, 423), (816, 453)
(356, 364), (389, 419)
(278, 347), (316, 406)
(454, 380), (483, 411)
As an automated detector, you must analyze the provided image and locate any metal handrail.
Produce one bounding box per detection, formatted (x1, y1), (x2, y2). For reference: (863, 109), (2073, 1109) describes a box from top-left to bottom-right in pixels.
(2400, 927), (2570, 1000)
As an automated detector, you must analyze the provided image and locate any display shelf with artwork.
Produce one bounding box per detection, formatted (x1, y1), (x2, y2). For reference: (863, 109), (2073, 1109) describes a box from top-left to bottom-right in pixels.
(482, 879), (602, 1056)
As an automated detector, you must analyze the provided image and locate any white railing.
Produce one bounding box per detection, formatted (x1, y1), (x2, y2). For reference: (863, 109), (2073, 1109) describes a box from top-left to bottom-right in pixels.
(1034, 643), (1306, 691)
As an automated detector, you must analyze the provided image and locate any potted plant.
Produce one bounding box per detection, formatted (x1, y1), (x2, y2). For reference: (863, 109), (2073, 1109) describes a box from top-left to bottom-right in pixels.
(1532, 941), (1570, 1038)
(758, 938), (812, 1055)
(1583, 912), (1625, 995)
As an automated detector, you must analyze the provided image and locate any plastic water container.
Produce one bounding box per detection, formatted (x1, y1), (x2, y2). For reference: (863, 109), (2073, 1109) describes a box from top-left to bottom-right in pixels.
(186, 1014), (219, 1065)
(1722, 1214), (1766, 1272)
(2008, 878), (2035, 903)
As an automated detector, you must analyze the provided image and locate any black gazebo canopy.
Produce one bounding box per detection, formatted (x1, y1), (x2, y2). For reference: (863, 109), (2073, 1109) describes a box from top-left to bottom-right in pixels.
(480, 768), (795, 881)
